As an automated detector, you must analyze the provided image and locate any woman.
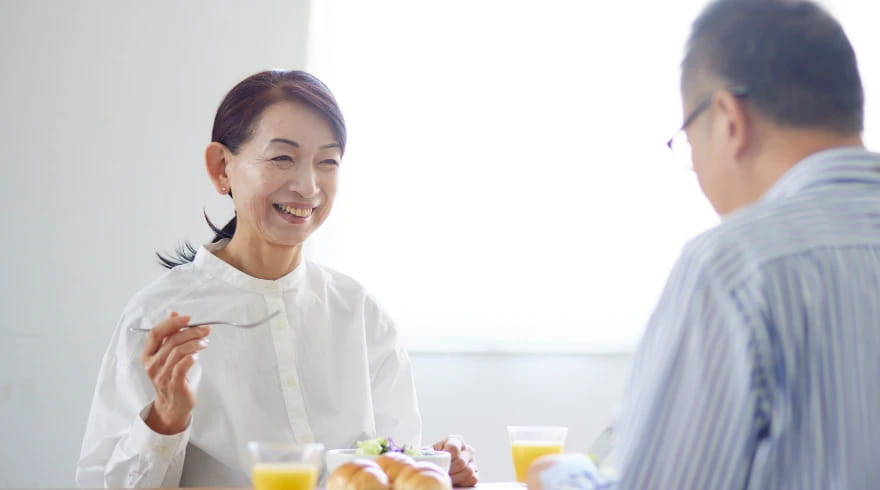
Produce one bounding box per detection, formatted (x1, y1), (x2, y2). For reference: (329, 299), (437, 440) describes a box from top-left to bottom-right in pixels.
(76, 70), (478, 488)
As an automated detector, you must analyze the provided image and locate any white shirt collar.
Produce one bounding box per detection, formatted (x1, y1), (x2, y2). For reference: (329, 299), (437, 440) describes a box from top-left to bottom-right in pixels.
(193, 239), (307, 294)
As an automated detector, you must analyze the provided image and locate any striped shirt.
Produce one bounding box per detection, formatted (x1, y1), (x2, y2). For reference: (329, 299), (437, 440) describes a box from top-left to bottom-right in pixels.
(552, 147), (880, 489)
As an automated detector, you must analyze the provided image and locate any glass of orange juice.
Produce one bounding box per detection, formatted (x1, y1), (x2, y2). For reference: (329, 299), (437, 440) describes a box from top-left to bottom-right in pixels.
(507, 426), (568, 483)
(247, 441), (324, 490)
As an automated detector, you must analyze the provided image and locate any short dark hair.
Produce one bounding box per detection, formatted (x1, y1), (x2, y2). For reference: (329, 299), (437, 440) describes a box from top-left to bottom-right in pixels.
(157, 70), (347, 268)
(682, 0), (863, 134)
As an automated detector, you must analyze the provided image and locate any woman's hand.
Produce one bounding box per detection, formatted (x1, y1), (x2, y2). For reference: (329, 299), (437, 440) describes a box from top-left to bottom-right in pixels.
(140, 312), (211, 435)
(433, 435), (479, 487)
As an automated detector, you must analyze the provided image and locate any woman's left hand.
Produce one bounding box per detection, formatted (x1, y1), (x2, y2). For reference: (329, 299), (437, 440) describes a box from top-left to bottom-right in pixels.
(433, 435), (479, 487)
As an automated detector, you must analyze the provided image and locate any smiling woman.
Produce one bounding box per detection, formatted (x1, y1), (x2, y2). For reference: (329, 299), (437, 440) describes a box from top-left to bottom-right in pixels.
(157, 71), (346, 271)
(75, 70), (479, 488)
(203, 99), (342, 279)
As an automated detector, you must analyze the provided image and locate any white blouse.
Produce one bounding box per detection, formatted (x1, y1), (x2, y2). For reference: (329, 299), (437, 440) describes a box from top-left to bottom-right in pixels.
(76, 241), (421, 488)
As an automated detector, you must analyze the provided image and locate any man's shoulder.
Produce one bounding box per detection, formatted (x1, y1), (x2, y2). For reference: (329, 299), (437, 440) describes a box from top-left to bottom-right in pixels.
(681, 197), (828, 286)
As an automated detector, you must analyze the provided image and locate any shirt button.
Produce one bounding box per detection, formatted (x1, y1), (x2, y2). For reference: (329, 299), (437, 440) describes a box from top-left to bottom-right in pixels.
(285, 376), (297, 387)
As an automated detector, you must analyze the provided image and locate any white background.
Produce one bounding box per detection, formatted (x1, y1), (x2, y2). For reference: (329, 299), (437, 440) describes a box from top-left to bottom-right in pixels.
(1, 0), (878, 486)
(305, 0), (880, 352)
(305, 0), (717, 352)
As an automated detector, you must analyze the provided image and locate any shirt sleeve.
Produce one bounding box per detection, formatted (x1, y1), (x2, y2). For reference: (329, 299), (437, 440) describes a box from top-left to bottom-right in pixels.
(75, 309), (193, 488)
(534, 251), (771, 490)
(364, 295), (423, 447)
(609, 251), (770, 489)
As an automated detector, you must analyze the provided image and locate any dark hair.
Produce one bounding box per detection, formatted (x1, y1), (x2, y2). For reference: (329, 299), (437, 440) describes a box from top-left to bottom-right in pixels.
(682, 0), (863, 133)
(157, 70), (347, 269)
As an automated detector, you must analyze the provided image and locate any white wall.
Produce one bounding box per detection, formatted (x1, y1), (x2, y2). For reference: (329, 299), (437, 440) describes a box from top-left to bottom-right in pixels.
(0, 1), (632, 487)
(0, 1), (310, 486)
(413, 353), (631, 482)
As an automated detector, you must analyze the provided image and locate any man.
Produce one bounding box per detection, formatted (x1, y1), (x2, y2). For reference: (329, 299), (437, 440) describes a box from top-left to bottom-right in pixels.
(532, 0), (880, 488)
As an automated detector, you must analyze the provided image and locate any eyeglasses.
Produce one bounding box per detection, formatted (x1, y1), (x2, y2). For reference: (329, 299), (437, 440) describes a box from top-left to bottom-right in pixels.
(666, 85), (750, 169)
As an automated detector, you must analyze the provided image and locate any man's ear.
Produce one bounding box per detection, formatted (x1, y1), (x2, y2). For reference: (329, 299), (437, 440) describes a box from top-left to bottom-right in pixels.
(206, 142), (231, 195)
(712, 89), (752, 164)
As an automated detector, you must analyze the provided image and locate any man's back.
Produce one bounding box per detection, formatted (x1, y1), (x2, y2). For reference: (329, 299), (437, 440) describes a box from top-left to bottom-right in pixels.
(614, 148), (880, 489)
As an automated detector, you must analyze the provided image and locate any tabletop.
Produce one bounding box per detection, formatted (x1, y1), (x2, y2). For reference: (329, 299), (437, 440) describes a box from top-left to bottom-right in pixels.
(66, 484), (524, 490)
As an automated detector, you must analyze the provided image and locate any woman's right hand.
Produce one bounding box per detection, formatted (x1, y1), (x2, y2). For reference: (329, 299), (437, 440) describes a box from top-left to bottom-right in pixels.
(140, 312), (211, 435)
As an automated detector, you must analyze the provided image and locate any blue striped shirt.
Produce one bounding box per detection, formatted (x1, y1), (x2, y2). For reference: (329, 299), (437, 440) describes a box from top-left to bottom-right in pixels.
(552, 148), (880, 489)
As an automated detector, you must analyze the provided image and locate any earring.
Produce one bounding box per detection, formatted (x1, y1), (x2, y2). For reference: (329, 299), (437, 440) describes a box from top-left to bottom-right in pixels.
(220, 186), (227, 193)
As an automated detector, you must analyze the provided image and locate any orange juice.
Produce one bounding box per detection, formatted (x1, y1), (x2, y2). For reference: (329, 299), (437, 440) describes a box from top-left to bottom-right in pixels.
(511, 442), (564, 482)
(252, 462), (318, 490)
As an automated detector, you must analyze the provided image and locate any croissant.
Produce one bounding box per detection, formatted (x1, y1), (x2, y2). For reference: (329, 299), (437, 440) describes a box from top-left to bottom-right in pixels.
(375, 452), (416, 482)
(326, 460), (390, 490)
(394, 461), (452, 490)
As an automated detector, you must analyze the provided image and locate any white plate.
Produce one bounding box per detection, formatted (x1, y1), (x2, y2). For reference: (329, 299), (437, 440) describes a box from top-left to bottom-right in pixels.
(325, 448), (451, 475)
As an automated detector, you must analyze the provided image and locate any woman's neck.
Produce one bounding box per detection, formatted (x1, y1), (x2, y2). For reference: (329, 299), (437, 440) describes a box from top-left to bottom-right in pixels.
(215, 233), (303, 280)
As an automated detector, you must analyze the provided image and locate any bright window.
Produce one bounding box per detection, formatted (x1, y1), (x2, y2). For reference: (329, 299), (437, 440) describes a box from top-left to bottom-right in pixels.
(304, 0), (880, 352)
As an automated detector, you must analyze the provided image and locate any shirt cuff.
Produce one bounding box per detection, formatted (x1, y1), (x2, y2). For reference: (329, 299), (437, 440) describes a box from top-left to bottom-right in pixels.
(127, 402), (191, 464)
(538, 453), (608, 490)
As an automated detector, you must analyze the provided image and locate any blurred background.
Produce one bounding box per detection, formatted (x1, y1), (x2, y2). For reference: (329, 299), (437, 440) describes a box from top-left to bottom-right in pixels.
(1, 0), (877, 486)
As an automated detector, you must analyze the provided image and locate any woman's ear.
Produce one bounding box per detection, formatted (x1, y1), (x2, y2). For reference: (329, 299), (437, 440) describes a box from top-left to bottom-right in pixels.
(206, 142), (231, 195)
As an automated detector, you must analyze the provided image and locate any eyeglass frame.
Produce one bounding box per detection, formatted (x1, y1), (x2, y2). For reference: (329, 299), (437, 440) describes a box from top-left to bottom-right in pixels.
(666, 85), (750, 164)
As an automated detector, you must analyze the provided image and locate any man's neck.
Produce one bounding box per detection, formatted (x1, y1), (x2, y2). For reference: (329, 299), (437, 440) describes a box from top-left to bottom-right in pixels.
(752, 129), (864, 199)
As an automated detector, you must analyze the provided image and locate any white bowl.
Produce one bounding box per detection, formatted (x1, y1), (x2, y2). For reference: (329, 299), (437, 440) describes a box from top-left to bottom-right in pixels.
(325, 448), (451, 475)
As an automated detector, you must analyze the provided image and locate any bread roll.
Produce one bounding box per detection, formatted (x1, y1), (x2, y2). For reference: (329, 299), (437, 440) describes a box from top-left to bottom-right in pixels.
(327, 460), (390, 490)
(394, 461), (452, 490)
(375, 452), (416, 482)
